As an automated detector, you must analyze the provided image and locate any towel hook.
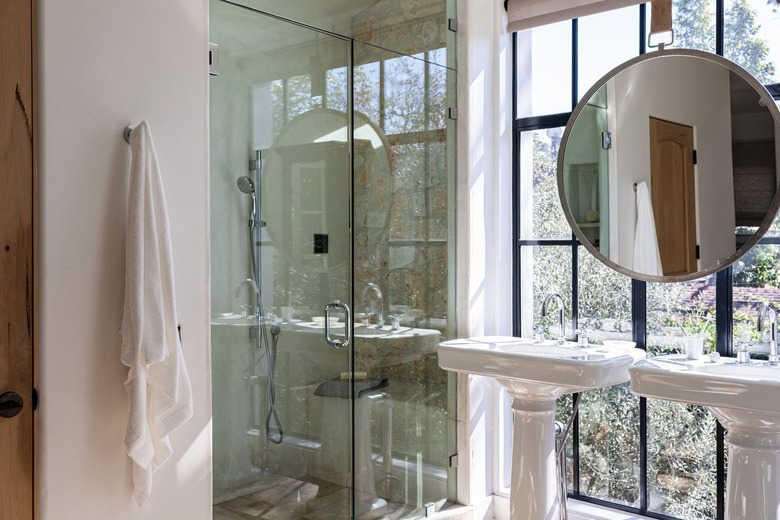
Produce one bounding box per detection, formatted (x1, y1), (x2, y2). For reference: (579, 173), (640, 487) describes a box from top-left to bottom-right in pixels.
(633, 183), (638, 192)
(124, 124), (138, 144)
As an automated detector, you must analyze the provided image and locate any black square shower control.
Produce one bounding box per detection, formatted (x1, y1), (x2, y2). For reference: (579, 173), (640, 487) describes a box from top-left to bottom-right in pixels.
(313, 234), (328, 254)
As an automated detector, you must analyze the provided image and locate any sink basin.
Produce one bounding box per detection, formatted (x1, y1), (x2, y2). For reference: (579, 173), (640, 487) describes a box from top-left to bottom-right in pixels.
(438, 336), (644, 520)
(631, 356), (780, 426)
(630, 356), (780, 519)
(438, 335), (645, 399)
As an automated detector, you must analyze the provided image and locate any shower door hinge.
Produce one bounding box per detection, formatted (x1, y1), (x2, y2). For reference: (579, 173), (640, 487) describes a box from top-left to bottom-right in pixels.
(209, 43), (220, 76)
(448, 18), (459, 32)
(448, 107), (458, 120)
(449, 453), (459, 468)
(602, 131), (612, 150)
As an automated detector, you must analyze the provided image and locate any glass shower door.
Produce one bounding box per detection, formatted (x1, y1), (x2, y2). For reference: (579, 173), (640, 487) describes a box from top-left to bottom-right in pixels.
(210, 3), (355, 517)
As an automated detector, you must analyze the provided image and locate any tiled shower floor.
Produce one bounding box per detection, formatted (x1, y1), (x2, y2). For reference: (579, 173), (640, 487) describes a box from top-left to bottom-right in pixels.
(213, 473), (416, 520)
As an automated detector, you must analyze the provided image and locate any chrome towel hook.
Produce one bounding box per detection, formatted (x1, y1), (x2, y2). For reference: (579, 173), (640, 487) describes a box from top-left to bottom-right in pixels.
(124, 124), (138, 144)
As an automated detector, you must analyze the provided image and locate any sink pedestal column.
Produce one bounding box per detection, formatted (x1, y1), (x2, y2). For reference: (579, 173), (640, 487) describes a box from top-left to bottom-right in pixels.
(510, 397), (561, 520)
(724, 429), (780, 520)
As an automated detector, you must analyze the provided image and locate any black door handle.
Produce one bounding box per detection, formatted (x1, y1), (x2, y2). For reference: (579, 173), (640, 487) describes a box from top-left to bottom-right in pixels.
(0, 392), (24, 418)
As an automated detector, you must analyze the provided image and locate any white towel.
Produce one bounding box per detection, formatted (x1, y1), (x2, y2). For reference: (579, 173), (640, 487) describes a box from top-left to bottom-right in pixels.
(633, 181), (664, 276)
(120, 121), (193, 506)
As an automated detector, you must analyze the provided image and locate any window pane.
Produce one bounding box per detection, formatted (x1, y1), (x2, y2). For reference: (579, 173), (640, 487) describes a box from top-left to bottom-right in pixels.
(646, 277), (716, 357)
(516, 21), (573, 118)
(733, 243), (780, 357)
(647, 399), (718, 518)
(287, 74), (314, 120)
(384, 54), (426, 134)
(577, 6), (641, 101)
(579, 384), (641, 506)
(647, 0), (716, 53)
(352, 62), (380, 122)
(578, 248), (632, 343)
(528, 245), (573, 339)
(428, 55), (448, 130)
(725, 0), (779, 85)
(518, 129), (571, 240)
(645, 279), (717, 518)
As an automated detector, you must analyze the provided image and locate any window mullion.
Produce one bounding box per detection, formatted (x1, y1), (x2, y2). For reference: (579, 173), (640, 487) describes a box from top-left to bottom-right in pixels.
(632, 279), (648, 513)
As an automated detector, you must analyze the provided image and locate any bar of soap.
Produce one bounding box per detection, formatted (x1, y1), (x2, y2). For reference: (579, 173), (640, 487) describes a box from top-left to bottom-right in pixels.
(340, 371), (368, 381)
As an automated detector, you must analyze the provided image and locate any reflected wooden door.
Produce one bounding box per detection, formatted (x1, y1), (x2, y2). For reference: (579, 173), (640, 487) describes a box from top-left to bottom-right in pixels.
(649, 117), (697, 276)
(0, 0), (36, 518)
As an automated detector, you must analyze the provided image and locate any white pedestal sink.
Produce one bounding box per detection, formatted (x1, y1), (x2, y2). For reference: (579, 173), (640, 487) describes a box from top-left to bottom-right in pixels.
(437, 336), (645, 520)
(630, 356), (780, 520)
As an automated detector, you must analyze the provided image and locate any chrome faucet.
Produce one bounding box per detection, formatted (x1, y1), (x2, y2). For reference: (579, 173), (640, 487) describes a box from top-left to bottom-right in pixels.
(542, 293), (567, 344)
(236, 278), (260, 316)
(757, 302), (780, 366)
(361, 282), (384, 327)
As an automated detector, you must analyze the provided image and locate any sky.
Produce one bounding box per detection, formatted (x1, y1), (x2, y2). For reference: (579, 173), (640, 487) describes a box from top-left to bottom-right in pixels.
(519, 0), (780, 118)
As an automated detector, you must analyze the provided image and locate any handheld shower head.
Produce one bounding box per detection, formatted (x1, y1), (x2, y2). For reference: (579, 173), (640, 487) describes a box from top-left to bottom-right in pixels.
(237, 175), (255, 194)
(237, 176), (258, 227)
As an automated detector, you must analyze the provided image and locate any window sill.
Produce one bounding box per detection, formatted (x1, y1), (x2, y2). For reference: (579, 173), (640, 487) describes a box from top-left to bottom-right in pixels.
(568, 499), (654, 520)
(493, 495), (656, 520)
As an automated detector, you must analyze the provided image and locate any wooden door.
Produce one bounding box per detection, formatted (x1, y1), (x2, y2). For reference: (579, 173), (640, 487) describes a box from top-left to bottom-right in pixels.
(649, 117), (697, 276)
(0, 0), (36, 518)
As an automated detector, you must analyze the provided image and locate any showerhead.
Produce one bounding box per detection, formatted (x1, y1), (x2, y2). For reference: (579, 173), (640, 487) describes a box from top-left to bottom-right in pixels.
(237, 175), (258, 228)
(237, 176), (255, 194)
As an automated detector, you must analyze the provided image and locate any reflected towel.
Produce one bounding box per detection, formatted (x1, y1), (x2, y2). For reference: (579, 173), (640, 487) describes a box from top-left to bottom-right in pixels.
(120, 121), (193, 506)
(633, 181), (663, 276)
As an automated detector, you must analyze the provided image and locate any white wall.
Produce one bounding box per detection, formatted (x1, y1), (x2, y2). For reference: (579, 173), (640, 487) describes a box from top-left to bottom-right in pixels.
(38, 1), (211, 518)
(456, 0), (514, 516)
(612, 55), (735, 272)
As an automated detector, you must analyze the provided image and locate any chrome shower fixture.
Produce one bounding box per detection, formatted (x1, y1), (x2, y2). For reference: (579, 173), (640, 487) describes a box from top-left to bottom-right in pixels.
(236, 175), (264, 228)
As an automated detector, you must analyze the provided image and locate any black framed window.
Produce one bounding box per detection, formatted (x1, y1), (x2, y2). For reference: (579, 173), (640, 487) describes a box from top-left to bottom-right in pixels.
(512, 1), (780, 519)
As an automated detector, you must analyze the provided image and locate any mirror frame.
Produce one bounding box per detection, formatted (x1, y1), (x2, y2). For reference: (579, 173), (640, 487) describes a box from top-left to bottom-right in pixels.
(557, 48), (780, 283)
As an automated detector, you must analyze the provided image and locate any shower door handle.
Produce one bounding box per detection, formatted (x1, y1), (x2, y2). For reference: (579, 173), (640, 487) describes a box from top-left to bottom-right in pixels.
(324, 300), (351, 349)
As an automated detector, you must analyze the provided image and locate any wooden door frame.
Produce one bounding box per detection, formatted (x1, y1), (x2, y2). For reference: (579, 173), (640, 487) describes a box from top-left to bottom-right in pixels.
(1, 0), (37, 517)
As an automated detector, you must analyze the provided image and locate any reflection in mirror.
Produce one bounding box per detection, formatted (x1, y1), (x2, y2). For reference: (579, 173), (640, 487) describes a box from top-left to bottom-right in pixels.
(558, 49), (780, 282)
(262, 108), (391, 271)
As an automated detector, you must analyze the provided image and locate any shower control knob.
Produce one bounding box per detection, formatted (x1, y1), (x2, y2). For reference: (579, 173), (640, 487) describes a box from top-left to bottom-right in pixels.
(0, 391), (24, 418)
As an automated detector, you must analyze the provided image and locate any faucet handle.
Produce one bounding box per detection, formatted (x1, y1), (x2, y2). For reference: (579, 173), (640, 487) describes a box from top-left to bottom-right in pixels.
(576, 328), (591, 347)
(388, 314), (404, 330)
(532, 324), (545, 343)
(735, 341), (752, 364)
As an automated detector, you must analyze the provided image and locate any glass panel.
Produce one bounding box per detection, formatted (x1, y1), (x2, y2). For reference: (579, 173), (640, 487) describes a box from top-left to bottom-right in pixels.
(645, 279), (717, 517)
(528, 245), (573, 338)
(578, 384), (641, 506)
(353, 39), (455, 514)
(576, 250), (640, 506)
(518, 129), (571, 240)
(516, 21), (573, 118)
(353, 62), (381, 123)
(384, 53), (427, 134)
(578, 249), (632, 343)
(577, 6), (641, 101)
(734, 242), (780, 358)
(230, 0), (449, 58)
(210, 3), (353, 517)
(647, 0), (717, 53)
(725, 0), (779, 85)
(646, 277), (717, 357)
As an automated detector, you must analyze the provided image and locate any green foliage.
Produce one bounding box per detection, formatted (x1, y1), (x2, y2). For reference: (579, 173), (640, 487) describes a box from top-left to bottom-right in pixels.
(673, 0), (716, 53)
(733, 247), (780, 288)
(724, 0), (776, 83)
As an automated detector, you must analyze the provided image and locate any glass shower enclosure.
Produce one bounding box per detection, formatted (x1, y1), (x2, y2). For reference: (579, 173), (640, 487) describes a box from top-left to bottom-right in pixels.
(210, 1), (457, 519)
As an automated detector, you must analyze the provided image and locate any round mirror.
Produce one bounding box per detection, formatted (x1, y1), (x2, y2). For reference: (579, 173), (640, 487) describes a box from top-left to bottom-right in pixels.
(558, 49), (780, 282)
(262, 108), (392, 271)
